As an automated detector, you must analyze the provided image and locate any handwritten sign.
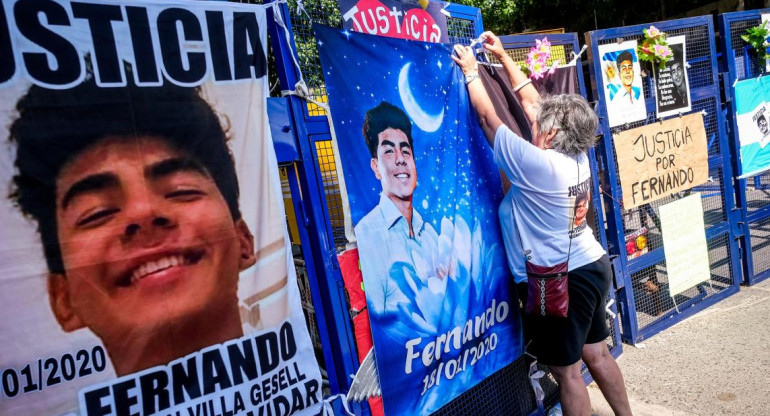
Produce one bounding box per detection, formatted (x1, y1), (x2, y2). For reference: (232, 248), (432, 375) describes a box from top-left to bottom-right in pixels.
(659, 193), (711, 297)
(613, 113), (709, 209)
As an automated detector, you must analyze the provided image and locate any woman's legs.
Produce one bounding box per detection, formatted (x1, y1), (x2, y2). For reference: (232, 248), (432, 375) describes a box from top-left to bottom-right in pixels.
(549, 362), (591, 416)
(582, 341), (632, 416)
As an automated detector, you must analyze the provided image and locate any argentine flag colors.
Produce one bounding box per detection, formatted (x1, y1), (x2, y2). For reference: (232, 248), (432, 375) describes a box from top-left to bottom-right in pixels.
(735, 76), (770, 178)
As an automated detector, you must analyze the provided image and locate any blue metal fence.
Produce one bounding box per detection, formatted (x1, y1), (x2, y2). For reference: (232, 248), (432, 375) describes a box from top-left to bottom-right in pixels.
(585, 17), (743, 345)
(719, 9), (770, 286)
(264, 4), (361, 415)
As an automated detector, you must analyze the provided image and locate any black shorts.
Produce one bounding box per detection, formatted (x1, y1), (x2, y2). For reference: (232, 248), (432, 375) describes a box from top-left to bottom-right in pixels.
(523, 254), (612, 366)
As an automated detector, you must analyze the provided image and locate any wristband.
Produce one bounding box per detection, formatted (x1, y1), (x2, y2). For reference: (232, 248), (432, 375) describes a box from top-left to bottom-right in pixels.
(465, 72), (480, 85)
(513, 78), (532, 92)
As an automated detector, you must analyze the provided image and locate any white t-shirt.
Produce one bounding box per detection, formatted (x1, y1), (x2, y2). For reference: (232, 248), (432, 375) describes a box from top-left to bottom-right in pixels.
(494, 125), (605, 283)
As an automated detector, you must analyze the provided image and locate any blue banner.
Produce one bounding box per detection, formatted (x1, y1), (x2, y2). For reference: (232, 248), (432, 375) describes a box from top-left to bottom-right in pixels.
(315, 25), (523, 415)
(735, 76), (770, 178)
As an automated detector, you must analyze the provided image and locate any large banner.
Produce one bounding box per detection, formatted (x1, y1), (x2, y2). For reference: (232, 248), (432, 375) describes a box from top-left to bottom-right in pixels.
(734, 76), (770, 178)
(315, 24), (523, 415)
(0, 1), (322, 415)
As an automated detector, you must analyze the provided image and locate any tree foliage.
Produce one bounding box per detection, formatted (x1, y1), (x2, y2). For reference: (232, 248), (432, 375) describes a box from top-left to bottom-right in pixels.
(452, 0), (720, 37)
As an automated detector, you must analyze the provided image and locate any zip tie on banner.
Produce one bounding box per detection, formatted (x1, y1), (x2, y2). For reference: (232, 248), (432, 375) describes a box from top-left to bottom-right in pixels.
(605, 298), (617, 319)
(321, 394), (354, 416)
(568, 44), (588, 66)
(469, 33), (488, 48)
(295, 0), (311, 22)
(685, 61), (691, 69)
(701, 109), (708, 117)
(440, 2), (451, 17)
(477, 60), (503, 68)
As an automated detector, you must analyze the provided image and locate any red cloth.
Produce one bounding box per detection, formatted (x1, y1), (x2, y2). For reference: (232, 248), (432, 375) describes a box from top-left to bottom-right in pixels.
(338, 248), (367, 312)
(337, 249), (384, 416)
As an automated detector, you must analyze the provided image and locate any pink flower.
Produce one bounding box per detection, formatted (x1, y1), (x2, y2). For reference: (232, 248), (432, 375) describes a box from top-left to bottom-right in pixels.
(653, 44), (672, 59)
(535, 37), (551, 54)
(529, 60), (547, 79)
(526, 37), (555, 79)
(646, 26), (661, 37)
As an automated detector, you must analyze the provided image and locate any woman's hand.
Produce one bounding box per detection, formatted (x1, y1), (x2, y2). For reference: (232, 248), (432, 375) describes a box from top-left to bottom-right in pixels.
(480, 31), (507, 61)
(451, 44), (478, 76)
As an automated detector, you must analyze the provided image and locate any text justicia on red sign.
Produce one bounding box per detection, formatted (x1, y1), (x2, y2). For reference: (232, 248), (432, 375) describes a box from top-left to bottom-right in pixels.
(342, 0), (442, 43)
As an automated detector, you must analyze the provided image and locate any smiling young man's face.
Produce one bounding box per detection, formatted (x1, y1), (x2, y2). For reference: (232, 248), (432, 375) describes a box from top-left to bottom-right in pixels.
(370, 128), (417, 203)
(619, 59), (634, 88)
(50, 135), (254, 370)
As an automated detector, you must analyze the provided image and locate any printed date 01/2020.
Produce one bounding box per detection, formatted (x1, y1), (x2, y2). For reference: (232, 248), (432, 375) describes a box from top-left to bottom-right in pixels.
(1, 346), (107, 401)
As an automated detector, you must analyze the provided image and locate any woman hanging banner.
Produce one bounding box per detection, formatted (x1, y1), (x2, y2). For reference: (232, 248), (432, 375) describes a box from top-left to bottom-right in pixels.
(0, 1), (322, 415)
(315, 24), (523, 416)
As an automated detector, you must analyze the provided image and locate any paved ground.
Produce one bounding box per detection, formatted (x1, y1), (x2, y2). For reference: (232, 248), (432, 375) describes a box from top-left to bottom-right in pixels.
(587, 278), (770, 416)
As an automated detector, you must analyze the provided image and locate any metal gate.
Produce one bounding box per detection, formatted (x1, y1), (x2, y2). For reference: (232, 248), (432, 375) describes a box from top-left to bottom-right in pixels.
(719, 9), (770, 286)
(585, 16), (743, 344)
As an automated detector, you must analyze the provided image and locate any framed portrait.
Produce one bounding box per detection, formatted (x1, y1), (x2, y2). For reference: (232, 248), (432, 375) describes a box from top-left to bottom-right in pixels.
(599, 40), (648, 127)
(654, 36), (692, 118)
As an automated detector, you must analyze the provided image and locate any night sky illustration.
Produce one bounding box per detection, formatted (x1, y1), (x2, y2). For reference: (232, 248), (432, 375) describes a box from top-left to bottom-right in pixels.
(315, 24), (523, 415)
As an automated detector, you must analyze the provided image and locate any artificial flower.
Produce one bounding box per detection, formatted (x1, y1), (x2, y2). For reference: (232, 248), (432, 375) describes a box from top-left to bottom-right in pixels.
(530, 60), (547, 79)
(653, 44), (672, 59)
(525, 37), (556, 79)
(638, 26), (672, 69)
(645, 26), (661, 38)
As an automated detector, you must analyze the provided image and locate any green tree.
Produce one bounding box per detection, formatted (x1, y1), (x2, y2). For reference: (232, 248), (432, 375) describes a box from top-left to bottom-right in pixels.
(453, 0), (720, 37)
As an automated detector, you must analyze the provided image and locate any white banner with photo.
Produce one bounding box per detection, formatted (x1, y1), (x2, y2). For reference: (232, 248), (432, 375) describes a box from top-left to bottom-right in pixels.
(0, 1), (322, 415)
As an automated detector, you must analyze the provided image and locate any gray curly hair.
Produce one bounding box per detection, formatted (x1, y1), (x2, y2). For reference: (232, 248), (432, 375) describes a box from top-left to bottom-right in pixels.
(535, 94), (598, 156)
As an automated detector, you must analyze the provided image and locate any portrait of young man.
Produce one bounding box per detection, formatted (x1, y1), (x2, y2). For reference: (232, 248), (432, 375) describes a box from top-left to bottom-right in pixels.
(0, 2), (323, 415)
(354, 101), (424, 316)
(5, 78), (269, 377)
(600, 40), (648, 127)
(655, 37), (691, 118)
(670, 60), (688, 107)
(612, 50), (642, 105)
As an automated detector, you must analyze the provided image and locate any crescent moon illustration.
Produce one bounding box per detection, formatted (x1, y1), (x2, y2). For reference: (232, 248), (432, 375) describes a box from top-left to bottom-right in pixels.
(398, 62), (444, 133)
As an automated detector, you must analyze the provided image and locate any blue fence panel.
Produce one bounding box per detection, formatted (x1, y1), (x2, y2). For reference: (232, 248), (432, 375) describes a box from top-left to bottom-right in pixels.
(586, 16), (742, 344)
(719, 9), (770, 286)
(264, 3), (361, 415)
